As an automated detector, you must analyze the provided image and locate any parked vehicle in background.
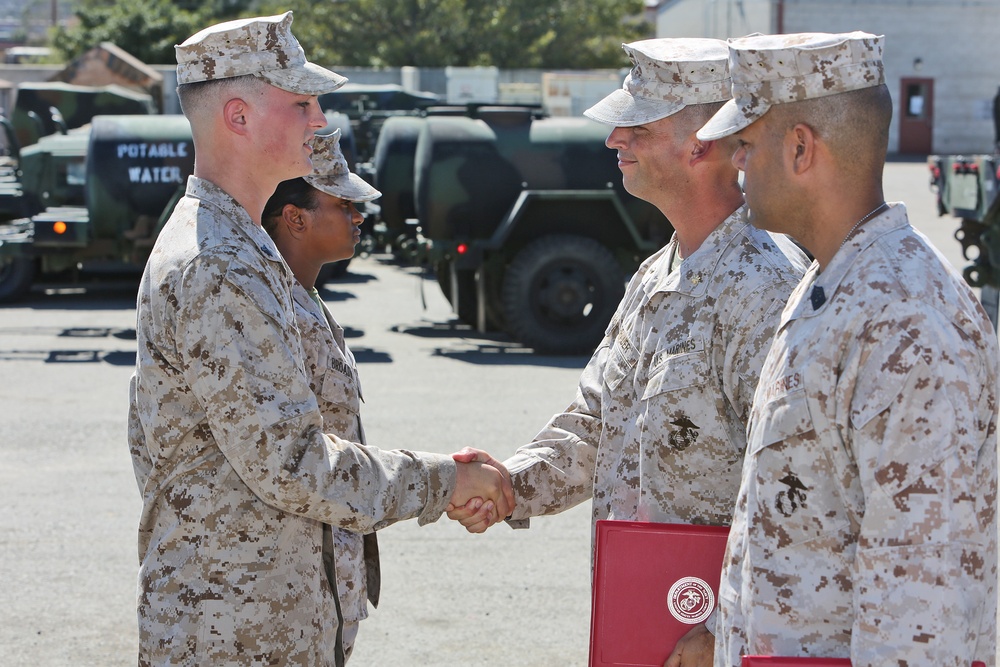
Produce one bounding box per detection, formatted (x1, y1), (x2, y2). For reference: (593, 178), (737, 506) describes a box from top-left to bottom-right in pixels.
(369, 105), (672, 354)
(0, 84), (669, 357)
(0, 112), (354, 302)
(928, 152), (1000, 327)
(319, 83), (439, 165)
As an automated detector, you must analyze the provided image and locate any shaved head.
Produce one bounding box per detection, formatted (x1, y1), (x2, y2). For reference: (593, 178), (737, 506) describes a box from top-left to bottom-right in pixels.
(176, 74), (272, 125)
(765, 84), (892, 180)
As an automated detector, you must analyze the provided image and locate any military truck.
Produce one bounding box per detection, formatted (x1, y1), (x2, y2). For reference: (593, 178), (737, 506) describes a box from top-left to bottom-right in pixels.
(0, 115), (192, 301)
(0, 81), (158, 225)
(928, 152), (1000, 326)
(0, 113), (354, 302)
(11, 81), (156, 151)
(369, 106), (671, 354)
(319, 83), (439, 165)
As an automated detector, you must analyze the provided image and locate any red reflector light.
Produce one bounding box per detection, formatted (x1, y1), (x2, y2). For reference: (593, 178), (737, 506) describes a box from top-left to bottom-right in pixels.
(456, 243), (468, 254)
(53, 221), (67, 234)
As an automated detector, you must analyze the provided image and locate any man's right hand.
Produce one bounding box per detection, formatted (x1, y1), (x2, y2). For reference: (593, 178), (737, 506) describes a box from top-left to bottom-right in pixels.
(448, 448), (514, 532)
(447, 448), (514, 533)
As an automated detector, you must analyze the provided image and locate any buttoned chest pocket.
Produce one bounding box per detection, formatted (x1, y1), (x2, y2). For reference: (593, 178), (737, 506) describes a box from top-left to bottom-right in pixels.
(320, 369), (359, 410)
(221, 266), (299, 389)
(642, 350), (732, 454)
(603, 336), (637, 393)
(318, 367), (361, 438)
(645, 349), (709, 395)
(749, 391), (852, 550)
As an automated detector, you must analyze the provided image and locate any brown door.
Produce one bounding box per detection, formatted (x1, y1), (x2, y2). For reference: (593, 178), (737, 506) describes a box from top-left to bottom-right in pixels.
(899, 78), (934, 154)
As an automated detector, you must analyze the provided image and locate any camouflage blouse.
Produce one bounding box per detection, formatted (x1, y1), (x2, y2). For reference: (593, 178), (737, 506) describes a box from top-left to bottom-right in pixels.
(717, 204), (998, 666)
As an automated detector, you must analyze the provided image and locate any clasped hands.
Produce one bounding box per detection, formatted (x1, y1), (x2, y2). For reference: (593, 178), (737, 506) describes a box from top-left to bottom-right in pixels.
(447, 447), (513, 533)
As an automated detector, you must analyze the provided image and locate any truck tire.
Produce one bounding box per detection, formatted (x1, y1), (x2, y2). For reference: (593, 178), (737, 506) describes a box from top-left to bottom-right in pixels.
(0, 256), (35, 303)
(502, 234), (624, 355)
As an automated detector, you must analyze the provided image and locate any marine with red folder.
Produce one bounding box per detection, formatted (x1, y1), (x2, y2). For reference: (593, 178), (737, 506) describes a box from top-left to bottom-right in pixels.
(695, 29), (999, 667)
(589, 520), (728, 667)
(588, 518), (992, 667)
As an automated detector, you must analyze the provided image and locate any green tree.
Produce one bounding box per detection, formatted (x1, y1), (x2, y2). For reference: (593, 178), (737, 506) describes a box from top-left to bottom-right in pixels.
(264, 0), (649, 69)
(49, 0), (251, 65)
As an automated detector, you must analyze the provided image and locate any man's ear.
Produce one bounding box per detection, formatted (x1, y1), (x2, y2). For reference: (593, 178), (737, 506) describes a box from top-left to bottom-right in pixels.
(788, 123), (816, 175)
(223, 98), (249, 135)
(690, 139), (710, 163)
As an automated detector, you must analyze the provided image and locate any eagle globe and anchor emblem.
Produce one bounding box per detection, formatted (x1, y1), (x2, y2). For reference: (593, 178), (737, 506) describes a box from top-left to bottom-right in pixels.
(666, 576), (715, 624)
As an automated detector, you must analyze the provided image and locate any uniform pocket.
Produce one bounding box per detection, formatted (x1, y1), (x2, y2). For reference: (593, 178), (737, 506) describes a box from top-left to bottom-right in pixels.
(320, 367), (360, 415)
(749, 388), (812, 455)
(643, 349), (710, 399)
(749, 390), (852, 549)
(603, 333), (636, 392)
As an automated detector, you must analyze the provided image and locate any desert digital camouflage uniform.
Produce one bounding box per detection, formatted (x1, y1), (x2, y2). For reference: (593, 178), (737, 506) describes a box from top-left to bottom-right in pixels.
(716, 204), (999, 667)
(128, 177), (454, 666)
(505, 206), (808, 529)
(292, 281), (381, 660)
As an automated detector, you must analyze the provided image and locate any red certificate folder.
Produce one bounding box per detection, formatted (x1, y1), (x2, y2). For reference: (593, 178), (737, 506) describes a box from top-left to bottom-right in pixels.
(742, 659), (986, 667)
(589, 520), (729, 667)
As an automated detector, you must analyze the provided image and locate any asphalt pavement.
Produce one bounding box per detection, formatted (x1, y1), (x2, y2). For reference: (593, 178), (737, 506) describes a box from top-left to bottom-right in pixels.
(0, 159), (992, 666)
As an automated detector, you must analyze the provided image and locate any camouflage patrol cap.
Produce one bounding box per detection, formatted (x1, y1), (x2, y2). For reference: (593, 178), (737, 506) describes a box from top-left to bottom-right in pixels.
(306, 130), (381, 203)
(697, 31), (885, 140)
(175, 12), (347, 96)
(584, 38), (731, 127)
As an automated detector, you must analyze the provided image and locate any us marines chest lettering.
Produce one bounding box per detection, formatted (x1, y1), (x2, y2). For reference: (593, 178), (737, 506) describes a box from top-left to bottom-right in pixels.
(661, 337), (698, 357)
(650, 338), (698, 372)
(763, 371), (802, 403)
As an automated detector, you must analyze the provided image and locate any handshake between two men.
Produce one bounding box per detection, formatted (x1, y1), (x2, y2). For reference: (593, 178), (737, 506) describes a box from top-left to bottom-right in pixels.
(447, 448), (514, 533)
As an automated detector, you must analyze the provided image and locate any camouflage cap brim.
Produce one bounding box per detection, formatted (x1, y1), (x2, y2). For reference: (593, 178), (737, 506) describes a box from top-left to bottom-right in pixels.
(258, 61), (347, 96)
(305, 129), (381, 202)
(584, 88), (686, 127)
(696, 97), (767, 140)
(587, 38), (732, 128)
(306, 172), (382, 203)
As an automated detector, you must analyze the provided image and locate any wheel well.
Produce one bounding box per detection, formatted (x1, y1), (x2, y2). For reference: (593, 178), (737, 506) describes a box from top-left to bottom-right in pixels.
(504, 198), (639, 255)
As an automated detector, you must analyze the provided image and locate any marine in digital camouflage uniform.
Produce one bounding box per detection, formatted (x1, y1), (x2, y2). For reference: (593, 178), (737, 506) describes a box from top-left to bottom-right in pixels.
(261, 131), (387, 661)
(501, 41), (807, 534)
(450, 38), (808, 663)
(128, 13), (511, 667)
(697, 31), (999, 667)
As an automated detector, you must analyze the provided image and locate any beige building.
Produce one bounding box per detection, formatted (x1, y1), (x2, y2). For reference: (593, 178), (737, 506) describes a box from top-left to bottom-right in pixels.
(651, 0), (1000, 155)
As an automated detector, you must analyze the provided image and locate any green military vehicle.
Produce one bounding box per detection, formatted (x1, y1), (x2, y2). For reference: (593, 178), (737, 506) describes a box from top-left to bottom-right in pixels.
(0, 115), (192, 301)
(11, 81), (156, 150)
(928, 152), (1000, 326)
(369, 105), (671, 354)
(0, 81), (157, 226)
(319, 83), (439, 165)
(0, 112), (354, 302)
